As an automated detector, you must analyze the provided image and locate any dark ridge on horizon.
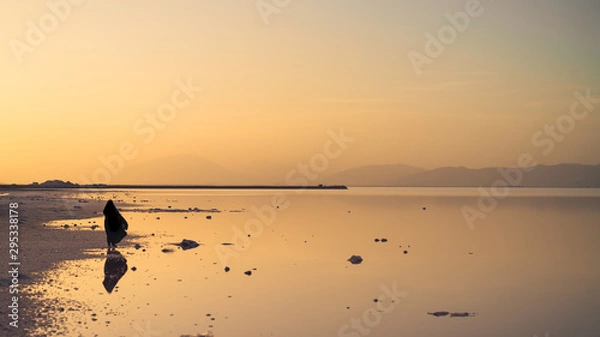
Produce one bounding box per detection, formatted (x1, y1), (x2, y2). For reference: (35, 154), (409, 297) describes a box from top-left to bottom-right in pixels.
(0, 180), (348, 190)
(2, 163), (599, 189)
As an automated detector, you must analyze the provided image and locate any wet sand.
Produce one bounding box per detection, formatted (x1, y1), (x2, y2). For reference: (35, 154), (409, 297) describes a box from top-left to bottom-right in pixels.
(0, 191), (114, 335)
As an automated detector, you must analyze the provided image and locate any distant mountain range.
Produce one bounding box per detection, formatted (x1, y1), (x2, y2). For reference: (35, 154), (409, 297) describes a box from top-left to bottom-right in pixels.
(111, 155), (238, 185)
(2, 160), (599, 188)
(325, 163), (600, 187)
(324, 164), (426, 187)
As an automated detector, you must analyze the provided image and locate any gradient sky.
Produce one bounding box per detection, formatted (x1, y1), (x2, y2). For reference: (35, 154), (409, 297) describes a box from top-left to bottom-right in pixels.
(1, 0), (599, 184)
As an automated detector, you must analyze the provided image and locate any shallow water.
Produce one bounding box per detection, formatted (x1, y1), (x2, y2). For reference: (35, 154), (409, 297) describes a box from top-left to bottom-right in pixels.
(31, 188), (600, 336)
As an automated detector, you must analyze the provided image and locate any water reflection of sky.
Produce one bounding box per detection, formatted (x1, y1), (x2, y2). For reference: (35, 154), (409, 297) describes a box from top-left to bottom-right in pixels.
(29, 189), (600, 337)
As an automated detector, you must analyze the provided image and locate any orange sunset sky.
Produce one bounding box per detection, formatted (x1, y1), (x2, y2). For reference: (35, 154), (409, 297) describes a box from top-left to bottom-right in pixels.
(1, 0), (599, 184)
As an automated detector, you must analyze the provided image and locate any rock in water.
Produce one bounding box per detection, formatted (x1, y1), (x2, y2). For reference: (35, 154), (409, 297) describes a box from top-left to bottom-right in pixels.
(427, 311), (475, 318)
(177, 239), (200, 250)
(347, 255), (363, 265)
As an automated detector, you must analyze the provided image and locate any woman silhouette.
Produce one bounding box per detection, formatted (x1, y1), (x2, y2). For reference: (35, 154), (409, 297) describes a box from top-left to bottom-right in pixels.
(103, 200), (128, 248)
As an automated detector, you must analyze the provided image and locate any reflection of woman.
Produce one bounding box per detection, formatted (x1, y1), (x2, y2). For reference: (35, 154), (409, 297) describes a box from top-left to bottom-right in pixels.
(103, 249), (128, 293)
(103, 200), (128, 248)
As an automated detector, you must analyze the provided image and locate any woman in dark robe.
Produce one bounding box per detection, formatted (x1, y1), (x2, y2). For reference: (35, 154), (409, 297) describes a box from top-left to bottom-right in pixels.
(103, 200), (128, 248)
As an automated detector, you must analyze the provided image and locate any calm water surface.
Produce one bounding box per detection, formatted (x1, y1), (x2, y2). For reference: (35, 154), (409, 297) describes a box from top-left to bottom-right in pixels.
(32, 188), (600, 337)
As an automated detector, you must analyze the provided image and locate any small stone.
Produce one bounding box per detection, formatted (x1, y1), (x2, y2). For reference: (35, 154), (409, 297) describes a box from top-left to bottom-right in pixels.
(177, 239), (200, 250)
(224, 266), (230, 273)
(381, 238), (388, 243)
(347, 255), (363, 265)
(131, 267), (137, 271)
(206, 215), (212, 220)
(244, 270), (252, 276)
(374, 238), (380, 243)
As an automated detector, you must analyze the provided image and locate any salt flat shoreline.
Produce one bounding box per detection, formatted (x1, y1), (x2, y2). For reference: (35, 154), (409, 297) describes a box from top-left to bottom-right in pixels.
(0, 191), (120, 335)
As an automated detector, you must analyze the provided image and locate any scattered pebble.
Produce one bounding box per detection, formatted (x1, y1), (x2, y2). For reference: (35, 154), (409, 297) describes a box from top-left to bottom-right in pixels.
(347, 255), (363, 265)
(428, 311), (475, 318)
(244, 270), (252, 276)
(176, 239), (200, 251)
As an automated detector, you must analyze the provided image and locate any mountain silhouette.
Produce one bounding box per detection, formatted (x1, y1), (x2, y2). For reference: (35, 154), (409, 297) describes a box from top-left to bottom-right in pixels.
(112, 154), (237, 185)
(325, 164), (426, 186)
(394, 163), (600, 187)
